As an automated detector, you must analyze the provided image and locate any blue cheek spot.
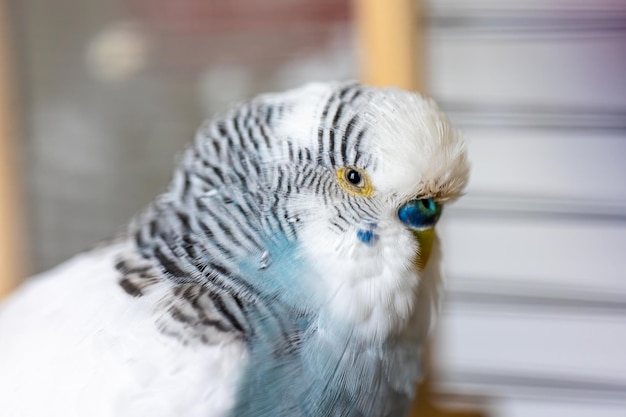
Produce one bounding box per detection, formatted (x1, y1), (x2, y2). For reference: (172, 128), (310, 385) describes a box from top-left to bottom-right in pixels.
(357, 227), (379, 246)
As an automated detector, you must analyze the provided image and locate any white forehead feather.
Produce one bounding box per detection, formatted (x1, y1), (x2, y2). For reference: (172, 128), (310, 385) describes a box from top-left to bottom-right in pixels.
(266, 82), (469, 200)
(363, 87), (469, 200)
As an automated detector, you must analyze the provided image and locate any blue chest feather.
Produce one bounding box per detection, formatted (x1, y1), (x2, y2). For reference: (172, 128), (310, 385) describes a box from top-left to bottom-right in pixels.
(232, 240), (421, 417)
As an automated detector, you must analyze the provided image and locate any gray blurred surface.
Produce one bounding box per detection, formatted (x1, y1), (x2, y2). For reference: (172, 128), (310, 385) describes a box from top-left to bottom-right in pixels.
(426, 1), (626, 416)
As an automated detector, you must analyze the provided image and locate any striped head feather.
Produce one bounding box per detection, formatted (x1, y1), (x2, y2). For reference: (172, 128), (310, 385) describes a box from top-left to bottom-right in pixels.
(130, 81), (469, 341)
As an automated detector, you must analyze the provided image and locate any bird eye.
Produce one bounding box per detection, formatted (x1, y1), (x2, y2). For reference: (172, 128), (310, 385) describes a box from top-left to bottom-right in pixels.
(336, 167), (373, 197)
(346, 169), (362, 185)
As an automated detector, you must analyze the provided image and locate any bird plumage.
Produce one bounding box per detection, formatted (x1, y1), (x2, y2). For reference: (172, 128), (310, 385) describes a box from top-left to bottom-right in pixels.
(0, 81), (469, 417)
(0, 242), (247, 417)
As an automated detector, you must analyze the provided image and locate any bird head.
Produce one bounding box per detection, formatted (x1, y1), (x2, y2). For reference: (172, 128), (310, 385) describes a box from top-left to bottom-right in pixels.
(144, 82), (468, 339)
(260, 82), (470, 336)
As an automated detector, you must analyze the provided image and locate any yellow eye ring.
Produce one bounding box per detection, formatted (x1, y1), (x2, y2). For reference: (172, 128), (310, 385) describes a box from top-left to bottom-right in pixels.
(336, 167), (374, 197)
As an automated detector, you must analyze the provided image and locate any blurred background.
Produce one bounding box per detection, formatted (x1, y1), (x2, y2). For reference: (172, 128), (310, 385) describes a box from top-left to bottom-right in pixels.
(1, 0), (626, 416)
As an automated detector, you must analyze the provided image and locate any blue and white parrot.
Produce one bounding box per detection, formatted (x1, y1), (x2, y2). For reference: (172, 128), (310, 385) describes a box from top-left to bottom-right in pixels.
(0, 82), (469, 417)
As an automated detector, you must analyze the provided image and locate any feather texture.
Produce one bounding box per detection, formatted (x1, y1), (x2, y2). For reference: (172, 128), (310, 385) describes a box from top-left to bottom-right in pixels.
(0, 242), (246, 417)
(0, 82), (468, 417)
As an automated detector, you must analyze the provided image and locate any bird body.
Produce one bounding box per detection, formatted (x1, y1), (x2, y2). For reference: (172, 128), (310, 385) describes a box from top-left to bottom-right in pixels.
(0, 242), (246, 417)
(0, 82), (469, 417)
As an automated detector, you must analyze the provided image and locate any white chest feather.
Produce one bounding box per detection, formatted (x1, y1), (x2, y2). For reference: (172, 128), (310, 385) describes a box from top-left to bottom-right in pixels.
(300, 217), (422, 340)
(0, 243), (247, 417)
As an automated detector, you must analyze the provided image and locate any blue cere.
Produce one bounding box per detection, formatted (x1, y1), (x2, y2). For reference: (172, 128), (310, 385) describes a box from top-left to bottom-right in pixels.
(397, 198), (442, 230)
(357, 223), (379, 246)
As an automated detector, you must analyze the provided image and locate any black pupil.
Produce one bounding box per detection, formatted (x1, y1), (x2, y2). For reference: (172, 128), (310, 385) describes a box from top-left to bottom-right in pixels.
(346, 169), (362, 185)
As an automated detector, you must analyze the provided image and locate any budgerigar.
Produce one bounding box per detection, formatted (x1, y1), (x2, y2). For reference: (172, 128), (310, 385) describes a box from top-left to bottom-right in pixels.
(0, 82), (469, 417)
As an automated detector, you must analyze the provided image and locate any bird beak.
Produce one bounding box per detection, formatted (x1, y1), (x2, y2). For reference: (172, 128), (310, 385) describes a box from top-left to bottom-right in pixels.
(397, 198), (441, 271)
(412, 228), (435, 271)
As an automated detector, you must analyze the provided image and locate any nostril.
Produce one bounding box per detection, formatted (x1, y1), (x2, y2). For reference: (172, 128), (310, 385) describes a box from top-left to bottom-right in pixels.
(420, 198), (434, 211)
